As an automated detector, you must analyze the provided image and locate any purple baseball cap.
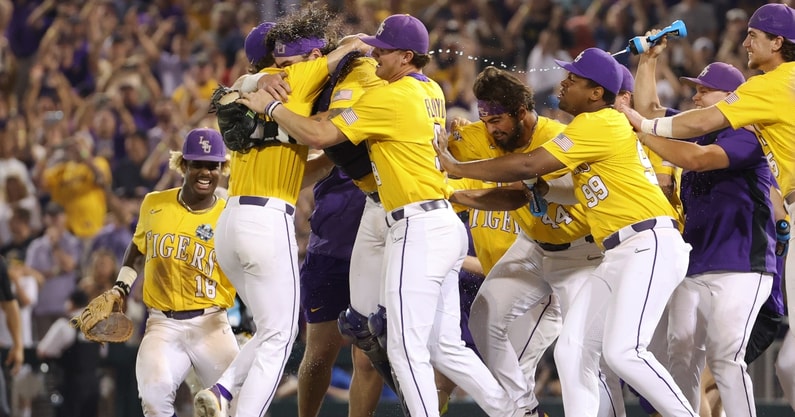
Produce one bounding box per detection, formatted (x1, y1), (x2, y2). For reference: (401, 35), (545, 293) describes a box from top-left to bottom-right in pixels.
(359, 14), (429, 54)
(182, 128), (227, 162)
(555, 48), (622, 95)
(619, 65), (634, 93)
(679, 62), (745, 92)
(245, 22), (275, 64)
(749, 3), (795, 43)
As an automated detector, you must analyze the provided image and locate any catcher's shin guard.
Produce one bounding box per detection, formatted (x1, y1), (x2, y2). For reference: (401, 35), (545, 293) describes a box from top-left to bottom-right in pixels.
(338, 306), (399, 393)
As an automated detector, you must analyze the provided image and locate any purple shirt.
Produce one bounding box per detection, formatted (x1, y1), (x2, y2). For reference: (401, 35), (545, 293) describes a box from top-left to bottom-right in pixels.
(25, 232), (82, 316)
(666, 109), (777, 277)
(306, 167), (366, 260)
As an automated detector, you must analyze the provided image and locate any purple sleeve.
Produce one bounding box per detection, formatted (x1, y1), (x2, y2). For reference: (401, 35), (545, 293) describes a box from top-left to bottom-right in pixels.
(714, 130), (765, 170)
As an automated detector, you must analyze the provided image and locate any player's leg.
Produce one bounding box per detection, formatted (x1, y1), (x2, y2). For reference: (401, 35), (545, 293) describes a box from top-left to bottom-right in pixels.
(468, 231), (552, 410)
(430, 248), (519, 417)
(667, 277), (708, 410)
(383, 209), (467, 417)
(600, 229), (696, 417)
(703, 271), (771, 416)
(188, 310), (241, 392)
(776, 200), (795, 410)
(297, 252), (352, 417)
(509, 295), (561, 403)
(349, 198), (387, 317)
(206, 204), (301, 416)
(136, 315), (193, 416)
(348, 346), (383, 417)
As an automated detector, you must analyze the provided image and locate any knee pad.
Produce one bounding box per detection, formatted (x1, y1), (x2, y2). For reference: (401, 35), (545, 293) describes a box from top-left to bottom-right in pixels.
(338, 306), (377, 351)
(368, 305), (388, 350)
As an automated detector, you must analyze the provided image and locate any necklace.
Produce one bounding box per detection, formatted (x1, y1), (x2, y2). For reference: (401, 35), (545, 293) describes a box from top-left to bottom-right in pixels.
(178, 190), (217, 214)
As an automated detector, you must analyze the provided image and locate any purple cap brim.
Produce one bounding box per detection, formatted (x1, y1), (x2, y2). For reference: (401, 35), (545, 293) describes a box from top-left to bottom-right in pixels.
(359, 34), (395, 50)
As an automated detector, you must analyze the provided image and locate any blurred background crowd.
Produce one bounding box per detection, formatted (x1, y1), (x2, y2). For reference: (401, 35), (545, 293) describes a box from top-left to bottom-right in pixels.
(0, 0), (790, 416)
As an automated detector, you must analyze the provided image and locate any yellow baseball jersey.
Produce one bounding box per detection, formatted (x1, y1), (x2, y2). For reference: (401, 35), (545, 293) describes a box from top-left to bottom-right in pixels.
(643, 144), (684, 226)
(449, 177), (519, 275)
(132, 188), (235, 311)
(228, 57), (330, 204)
(449, 119), (591, 244)
(331, 74), (448, 211)
(542, 108), (678, 246)
(715, 62), (795, 196)
(327, 57), (386, 194)
(43, 158), (111, 238)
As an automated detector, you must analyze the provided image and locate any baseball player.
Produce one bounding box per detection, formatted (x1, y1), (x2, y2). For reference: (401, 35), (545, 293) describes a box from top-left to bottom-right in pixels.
(238, 13), (529, 417)
(443, 176), (562, 416)
(444, 67), (614, 417)
(193, 31), (369, 417)
(96, 128), (238, 417)
(634, 40), (777, 415)
(618, 5), (795, 408)
(435, 48), (696, 416)
(260, 7), (388, 417)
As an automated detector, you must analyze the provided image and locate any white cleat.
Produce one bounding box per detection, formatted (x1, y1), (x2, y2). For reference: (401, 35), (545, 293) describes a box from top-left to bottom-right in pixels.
(194, 385), (229, 417)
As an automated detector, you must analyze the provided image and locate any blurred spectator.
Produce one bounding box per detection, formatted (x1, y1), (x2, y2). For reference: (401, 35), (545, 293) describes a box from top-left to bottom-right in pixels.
(526, 27), (573, 116)
(171, 52), (219, 126)
(0, 176), (42, 247)
(26, 202), (81, 341)
(0, 256), (23, 417)
(667, 0), (717, 41)
(40, 135), (111, 242)
(715, 7), (754, 79)
(426, 28), (477, 116)
(0, 208), (41, 269)
(36, 289), (100, 417)
(77, 248), (117, 299)
(112, 131), (156, 199)
(0, 126), (35, 200)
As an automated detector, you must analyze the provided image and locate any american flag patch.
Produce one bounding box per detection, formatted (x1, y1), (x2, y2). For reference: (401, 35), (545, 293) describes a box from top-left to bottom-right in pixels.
(332, 89), (353, 102)
(552, 133), (574, 152)
(724, 92), (739, 104)
(341, 108), (358, 125)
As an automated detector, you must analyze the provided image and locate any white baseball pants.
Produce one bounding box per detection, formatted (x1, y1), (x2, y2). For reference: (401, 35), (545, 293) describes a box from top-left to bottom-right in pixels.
(469, 230), (602, 411)
(384, 203), (517, 417)
(213, 197), (300, 417)
(668, 271), (772, 416)
(775, 200), (795, 410)
(555, 225), (696, 417)
(349, 196), (387, 316)
(137, 308), (238, 417)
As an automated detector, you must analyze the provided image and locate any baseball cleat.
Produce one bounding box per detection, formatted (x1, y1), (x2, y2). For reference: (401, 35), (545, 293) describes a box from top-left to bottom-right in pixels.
(194, 385), (229, 417)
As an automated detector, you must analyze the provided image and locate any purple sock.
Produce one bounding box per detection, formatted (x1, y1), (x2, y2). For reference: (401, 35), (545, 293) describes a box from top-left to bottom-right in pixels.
(216, 383), (233, 401)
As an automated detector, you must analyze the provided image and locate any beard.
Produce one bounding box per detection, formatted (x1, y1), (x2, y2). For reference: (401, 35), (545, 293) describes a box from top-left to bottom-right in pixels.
(494, 122), (525, 152)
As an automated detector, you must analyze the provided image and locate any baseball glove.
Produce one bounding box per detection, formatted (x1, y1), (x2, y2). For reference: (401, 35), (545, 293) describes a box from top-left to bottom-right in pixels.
(70, 288), (133, 343)
(210, 85), (261, 153)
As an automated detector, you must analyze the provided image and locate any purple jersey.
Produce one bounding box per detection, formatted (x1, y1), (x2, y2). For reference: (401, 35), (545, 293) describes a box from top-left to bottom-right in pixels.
(666, 110), (777, 277)
(306, 167), (366, 260)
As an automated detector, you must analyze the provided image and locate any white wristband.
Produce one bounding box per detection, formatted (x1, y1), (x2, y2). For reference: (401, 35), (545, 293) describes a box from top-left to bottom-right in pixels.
(114, 266), (138, 296)
(265, 101), (283, 119)
(545, 174), (579, 205)
(641, 117), (673, 138)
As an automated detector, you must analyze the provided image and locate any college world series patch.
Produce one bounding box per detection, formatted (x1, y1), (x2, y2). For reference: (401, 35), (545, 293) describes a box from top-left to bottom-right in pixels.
(196, 224), (214, 241)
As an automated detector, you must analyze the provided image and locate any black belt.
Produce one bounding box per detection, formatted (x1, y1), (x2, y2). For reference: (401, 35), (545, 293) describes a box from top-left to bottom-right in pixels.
(390, 199), (448, 222)
(366, 191), (381, 203)
(603, 218), (678, 251)
(238, 196), (296, 215)
(162, 309), (206, 320)
(535, 235), (594, 252)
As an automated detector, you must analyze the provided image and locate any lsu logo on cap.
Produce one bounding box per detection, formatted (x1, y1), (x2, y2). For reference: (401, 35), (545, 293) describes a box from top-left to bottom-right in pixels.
(375, 21), (386, 37)
(573, 50), (585, 62)
(199, 136), (212, 153)
(698, 66), (710, 78)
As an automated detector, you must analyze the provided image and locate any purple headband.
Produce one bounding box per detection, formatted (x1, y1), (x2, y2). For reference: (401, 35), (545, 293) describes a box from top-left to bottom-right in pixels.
(477, 100), (509, 117)
(272, 37), (327, 57)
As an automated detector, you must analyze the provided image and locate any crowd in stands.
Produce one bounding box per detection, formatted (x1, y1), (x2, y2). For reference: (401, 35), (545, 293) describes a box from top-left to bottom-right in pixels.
(0, 0), (787, 416)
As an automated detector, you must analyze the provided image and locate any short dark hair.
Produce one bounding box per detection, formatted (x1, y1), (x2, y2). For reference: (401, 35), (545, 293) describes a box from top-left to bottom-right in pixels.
(584, 78), (617, 105)
(472, 66), (535, 115)
(409, 52), (431, 69)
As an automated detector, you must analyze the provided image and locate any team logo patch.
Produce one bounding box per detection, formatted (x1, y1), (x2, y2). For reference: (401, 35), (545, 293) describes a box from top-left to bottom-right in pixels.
(552, 133), (574, 152)
(332, 89), (353, 102)
(196, 224), (214, 241)
(724, 92), (739, 104)
(198, 135), (212, 153)
(451, 130), (462, 141)
(341, 108), (359, 125)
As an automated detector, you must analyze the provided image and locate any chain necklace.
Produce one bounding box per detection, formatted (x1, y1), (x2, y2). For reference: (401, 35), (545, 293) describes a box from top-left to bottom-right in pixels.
(178, 190), (217, 214)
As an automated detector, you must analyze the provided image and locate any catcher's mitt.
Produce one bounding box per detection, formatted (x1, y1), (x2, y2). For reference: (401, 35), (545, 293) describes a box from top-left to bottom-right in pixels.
(70, 288), (133, 343)
(210, 85), (261, 153)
